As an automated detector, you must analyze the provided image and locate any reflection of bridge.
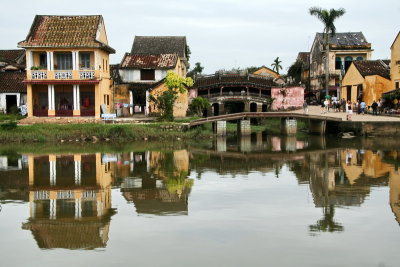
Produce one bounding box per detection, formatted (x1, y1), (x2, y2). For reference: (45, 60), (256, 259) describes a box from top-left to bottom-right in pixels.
(189, 112), (343, 136)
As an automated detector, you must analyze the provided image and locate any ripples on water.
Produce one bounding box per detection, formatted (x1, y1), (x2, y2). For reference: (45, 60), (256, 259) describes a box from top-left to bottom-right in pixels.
(0, 134), (400, 266)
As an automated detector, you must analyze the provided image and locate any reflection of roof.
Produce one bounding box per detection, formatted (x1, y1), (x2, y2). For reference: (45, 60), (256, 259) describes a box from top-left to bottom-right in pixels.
(120, 53), (178, 69)
(193, 74), (274, 90)
(316, 32), (370, 48)
(18, 15), (115, 53)
(131, 36), (187, 58)
(352, 60), (390, 80)
(22, 219), (110, 249)
(0, 72), (26, 93)
(122, 188), (189, 215)
(21, 209), (115, 249)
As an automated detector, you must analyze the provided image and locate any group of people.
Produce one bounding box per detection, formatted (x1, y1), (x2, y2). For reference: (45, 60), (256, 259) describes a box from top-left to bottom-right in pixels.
(318, 97), (383, 116)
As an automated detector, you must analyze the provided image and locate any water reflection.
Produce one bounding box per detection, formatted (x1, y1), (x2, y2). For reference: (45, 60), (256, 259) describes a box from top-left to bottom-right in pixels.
(21, 154), (115, 250)
(116, 150), (193, 216)
(1, 136), (400, 255)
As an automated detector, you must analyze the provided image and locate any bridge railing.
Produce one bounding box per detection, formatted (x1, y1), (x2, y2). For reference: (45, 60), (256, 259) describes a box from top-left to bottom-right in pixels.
(199, 92), (270, 99)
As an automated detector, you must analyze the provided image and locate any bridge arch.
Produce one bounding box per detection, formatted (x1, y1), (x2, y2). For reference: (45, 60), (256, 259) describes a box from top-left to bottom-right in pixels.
(262, 104), (268, 112)
(250, 102), (258, 112)
(212, 103), (220, 116)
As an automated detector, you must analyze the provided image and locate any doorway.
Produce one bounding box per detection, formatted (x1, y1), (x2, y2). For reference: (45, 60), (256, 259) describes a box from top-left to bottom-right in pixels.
(6, 95), (17, 114)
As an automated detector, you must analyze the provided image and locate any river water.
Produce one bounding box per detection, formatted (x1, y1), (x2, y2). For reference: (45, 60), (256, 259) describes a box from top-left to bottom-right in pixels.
(1, 134), (400, 267)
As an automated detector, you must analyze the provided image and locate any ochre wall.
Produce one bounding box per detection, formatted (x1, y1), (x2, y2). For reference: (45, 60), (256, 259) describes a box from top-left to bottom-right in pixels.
(253, 67), (280, 78)
(341, 63), (391, 105)
(149, 83), (188, 117)
(391, 33), (400, 88)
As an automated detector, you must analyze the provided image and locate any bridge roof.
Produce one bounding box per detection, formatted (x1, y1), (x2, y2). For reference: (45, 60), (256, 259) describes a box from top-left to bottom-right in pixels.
(193, 74), (274, 90)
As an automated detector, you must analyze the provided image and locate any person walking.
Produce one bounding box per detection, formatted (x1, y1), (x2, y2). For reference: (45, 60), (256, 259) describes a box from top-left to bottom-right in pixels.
(324, 98), (329, 113)
(360, 100), (366, 115)
(346, 100), (353, 120)
(378, 99), (383, 114)
(303, 101), (308, 114)
(341, 98), (346, 112)
(372, 100), (378, 115)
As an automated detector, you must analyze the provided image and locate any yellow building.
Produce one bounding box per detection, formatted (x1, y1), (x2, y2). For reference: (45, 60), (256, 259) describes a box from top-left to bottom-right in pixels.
(309, 32), (373, 98)
(18, 15), (115, 118)
(253, 66), (280, 79)
(114, 36), (189, 117)
(341, 60), (391, 105)
(22, 153), (115, 249)
(390, 31), (400, 90)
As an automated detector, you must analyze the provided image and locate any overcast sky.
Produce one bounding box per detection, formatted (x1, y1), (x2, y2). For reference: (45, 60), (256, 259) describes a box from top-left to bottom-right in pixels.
(1, 0), (399, 73)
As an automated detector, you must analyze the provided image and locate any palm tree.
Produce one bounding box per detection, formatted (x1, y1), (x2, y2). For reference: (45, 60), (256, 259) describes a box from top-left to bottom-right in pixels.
(309, 7), (345, 96)
(271, 57), (282, 74)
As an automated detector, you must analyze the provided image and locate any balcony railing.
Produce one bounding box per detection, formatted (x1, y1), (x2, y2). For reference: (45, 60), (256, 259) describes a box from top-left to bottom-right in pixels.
(79, 70), (95, 79)
(31, 71), (47, 79)
(55, 71), (73, 79)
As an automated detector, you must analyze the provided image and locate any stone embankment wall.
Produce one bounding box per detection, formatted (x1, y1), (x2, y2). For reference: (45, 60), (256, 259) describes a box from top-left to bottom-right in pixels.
(332, 121), (400, 136)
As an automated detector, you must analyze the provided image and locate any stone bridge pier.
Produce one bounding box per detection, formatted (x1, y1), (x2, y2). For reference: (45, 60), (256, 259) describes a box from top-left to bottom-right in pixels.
(281, 118), (297, 135)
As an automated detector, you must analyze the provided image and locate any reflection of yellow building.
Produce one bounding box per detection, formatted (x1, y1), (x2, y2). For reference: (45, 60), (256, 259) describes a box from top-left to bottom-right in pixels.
(119, 150), (192, 215)
(22, 153), (115, 249)
(341, 150), (390, 184)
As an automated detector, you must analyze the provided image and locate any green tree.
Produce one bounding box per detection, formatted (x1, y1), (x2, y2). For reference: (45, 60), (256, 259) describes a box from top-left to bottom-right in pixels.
(271, 57), (283, 74)
(149, 71), (194, 121)
(287, 60), (303, 83)
(309, 7), (346, 96)
(189, 97), (210, 117)
(187, 62), (204, 78)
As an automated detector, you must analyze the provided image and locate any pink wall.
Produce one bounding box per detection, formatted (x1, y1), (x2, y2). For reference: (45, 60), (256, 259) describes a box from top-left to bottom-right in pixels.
(271, 86), (304, 110)
(188, 89), (198, 102)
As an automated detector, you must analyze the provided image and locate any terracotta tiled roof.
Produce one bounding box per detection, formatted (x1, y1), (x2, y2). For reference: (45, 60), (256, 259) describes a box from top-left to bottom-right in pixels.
(0, 50), (25, 64)
(353, 60), (390, 80)
(193, 74), (274, 90)
(120, 53), (178, 69)
(18, 15), (115, 53)
(0, 72), (26, 93)
(131, 36), (187, 58)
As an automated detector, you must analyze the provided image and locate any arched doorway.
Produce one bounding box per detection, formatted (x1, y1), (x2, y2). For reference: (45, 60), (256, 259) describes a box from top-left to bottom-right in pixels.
(250, 102), (257, 112)
(212, 103), (219, 116)
(262, 104), (268, 112)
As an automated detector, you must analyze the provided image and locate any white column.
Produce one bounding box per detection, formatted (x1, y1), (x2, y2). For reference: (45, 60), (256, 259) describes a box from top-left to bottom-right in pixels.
(145, 90), (150, 116)
(146, 151), (150, 172)
(76, 85), (80, 110)
(48, 85), (55, 110)
(28, 51), (33, 69)
(49, 199), (56, 219)
(76, 51), (79, 70)
(74, 159), (81, 185)
(75, 198), (82, 219)
(72, 51), (76, 71)
(48, 52), (54, 71)
(129, 90), (133, 114)
(50, 160), (56, 186)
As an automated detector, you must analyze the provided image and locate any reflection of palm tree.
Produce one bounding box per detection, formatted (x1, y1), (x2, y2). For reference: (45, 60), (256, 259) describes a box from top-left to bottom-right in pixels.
(309, 205), (344, 233)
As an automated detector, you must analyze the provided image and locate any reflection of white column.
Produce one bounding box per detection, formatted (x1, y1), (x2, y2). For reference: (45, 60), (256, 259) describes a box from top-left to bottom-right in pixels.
(30, 201), (36, 218)
(146, 151), (150, 172)
(130, 152), (134, 172)
(74, 160), (81, 185)
(50, 160), (56, 186)
(97, 199), (103, 217)
(50, 199), (56, 219)
(75, 198), (81, 219)
(129, 90), (133, 114)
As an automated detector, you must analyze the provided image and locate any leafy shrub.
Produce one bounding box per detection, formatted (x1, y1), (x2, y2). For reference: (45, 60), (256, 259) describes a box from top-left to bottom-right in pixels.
(0, 121), (17, 130)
